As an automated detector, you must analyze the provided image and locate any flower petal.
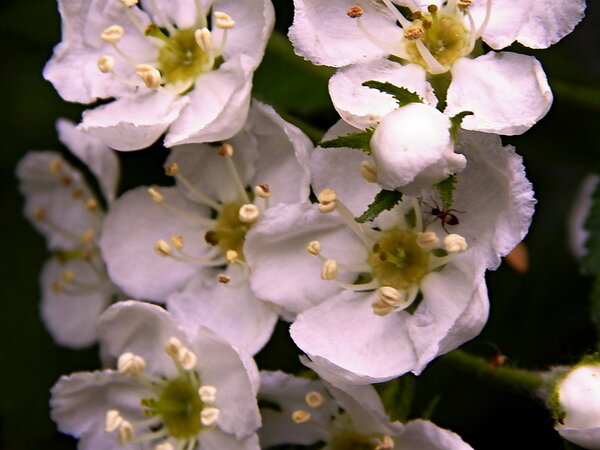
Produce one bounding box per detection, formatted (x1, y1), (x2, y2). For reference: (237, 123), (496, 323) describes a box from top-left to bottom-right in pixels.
(397, 419), (474, 449)
(556, 426), (600, 450)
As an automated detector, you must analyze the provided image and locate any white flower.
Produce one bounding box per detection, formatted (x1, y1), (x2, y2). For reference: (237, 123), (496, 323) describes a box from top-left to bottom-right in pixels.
(370, 103), (466, 194)
(245, 126), (535, 383)
(16, 120), (119, 348)
(99, 102), (312, 354)
(44, 0), (274, 150)
(258, 370), (473, 449)
(50, 301), (261, 449)
(292, 0), (555, 135)
(555, 362), (600, 449)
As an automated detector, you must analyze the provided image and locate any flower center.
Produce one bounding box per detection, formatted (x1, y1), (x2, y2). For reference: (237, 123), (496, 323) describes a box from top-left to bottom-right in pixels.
(205, 202), (254, 261)
(330, 431), (393, 450)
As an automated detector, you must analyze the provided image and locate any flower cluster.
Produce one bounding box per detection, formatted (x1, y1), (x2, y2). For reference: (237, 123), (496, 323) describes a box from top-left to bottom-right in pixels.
(17, 0), (595, 448)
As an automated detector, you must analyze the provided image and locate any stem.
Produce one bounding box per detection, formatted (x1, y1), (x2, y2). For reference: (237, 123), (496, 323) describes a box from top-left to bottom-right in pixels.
(442, 349), (544, 391)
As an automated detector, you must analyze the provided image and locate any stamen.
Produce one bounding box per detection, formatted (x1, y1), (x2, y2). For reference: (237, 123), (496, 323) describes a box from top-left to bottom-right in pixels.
(177, 347), (197, 370)
(154, 239), (173, 256)
(305, 391), (325, 408)
(317, 189), (337, 213)
(381, 0), (411, 27)
(97, 55), (116, 73)
(226, 250), (238, 264)
(404, 25), (425, 40)
(475, 0), (492, 39)
(85, 198), (99, 211)
(194, 0), (208, 28)
(346, 6), (364, 18)
(415, 39), (447, 74)
(166, 165), (222, 210)
(194, 28), (212, 53)
(375, 435), (395, 450)
(307, 240), (321, 255)
(416, 231), (439, 249)
(101, 25), (125, 44)
(62, 269), (75, 284)
(118, 352), (146, 375)
(148, 187), (215, 227)
(219, 144), (251, 203)
(170, 235), (184, 250)
(213, 11), (235, 29)
(200, 407), (220, 427)
(321, 259), (338, 280)
(105, 409), (124, 433)
(164, 336), (183, 357)
(199, 385), (217, 404)
(136, 64), (163, 89)
(148, 187), (165, 203)
(117, 420), (134, 445)
(118, 0), (138, 7)
(254, 184), (271, 198)
(156, 443), (174, 450)
(238, 204), (259, 223)
(146, 0), (177, 36)
(291, 410), (311, 424)
(217, 274), (230, 283)
(34, 207), (46, 221)
(444, 233), (467, 252)
(359, 160), (378, 183)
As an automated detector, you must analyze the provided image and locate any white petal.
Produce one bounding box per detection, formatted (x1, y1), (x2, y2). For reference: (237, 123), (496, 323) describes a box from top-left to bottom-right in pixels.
(556, 426), (600, 450)
(329, 60), (436, 129)
(311, 121), (380, 216)
(16, 151), (100, 250)
(397, 419), (473, 449)
(41, 257), (114, 349)
(43, 0), (154, 103)
(201, 429), (260, 450)
(189, 327), (261, 439)
(99, 186), (210, 302)
(167, 269), (279, 355)
(471, 0), (586, 49)
(445, 52), (552, 135)
(56, 118), (119, 204)
(291, 290), (419, 383)
(289, 0), (399, 67)
(80, 91), (189, 151)
(164, 55), (254, 146)
(50, 369), (147, 449)
(245, 202), (366, 314)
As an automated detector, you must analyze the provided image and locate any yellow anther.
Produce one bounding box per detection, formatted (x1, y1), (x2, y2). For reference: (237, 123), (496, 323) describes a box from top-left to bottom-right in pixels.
(427, 4), (438, 13)
(226, 250), (239, 263)
(318, 189), (337, 213)
(359, 160), (378, 183)
(404, 26), (425, 40)
(117, 420), (134, 445)
(117, 352), (146, 376)
(217, 274), (231, 284)
(62, 269), (75, 284)
(97, 55), (115, 73)
(135, 64), (162, 89)
(170, 235), (184, 250)
(213, 11), (235, 29)
(71, 188), (83, 198)
(254, 184), (271, 198)
(239, 204), (259, 223)
(201, 407), (220, 426)
(60, 175), (72, 186)
(51, 281), (64, 294)
(164, 337), (183, 357)
(321, 259), (338, 281)
(305, 391), (325, 408)
(105, 409), (123, 433)
(218, 143), (234, 156)
(101, 25), (125, 44)
(291, 410), (311, 424)
(416, 231), (439, 249)
(307, 241), (321, 255)
(154, 239), (173, 256)
(199, 385), (217, 404)
(118, 0), (139, 7)
(49, 158), (62, 174)
(155, 443), (174, 450)
(346, 6), (363, 18)
(148, 187), (164, 203)
(86, 198), (99, 211)
(195, 28), (212, 52)
(34, 207), (46, 221)
(444, 233), (467, 252)
(165, 163), (179, 176)
(457, 0), (472, 10)
(375, 435), (395, 450)
(177, 347), (197, 370)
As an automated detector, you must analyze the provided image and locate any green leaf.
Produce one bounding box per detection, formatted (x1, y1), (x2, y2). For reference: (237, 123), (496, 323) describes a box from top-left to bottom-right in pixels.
(355, 189), (403, 223)
(449, 111), (473, 141)
(434, 175), (457, 210)
(362, 80), (423, 106)
(319, 128), (374, 154)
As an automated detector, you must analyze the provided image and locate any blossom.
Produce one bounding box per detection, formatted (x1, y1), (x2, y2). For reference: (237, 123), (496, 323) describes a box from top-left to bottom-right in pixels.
(554, 361), (600, 449)
(291, 0), (558, 135)
(246, 125), (535, 383)
(50, 300), (261, 449)
(16, 119), (119, 348)
(258, 370), (473, 449)
(99, 101), (312, 354)
(44, 0), (274, 150)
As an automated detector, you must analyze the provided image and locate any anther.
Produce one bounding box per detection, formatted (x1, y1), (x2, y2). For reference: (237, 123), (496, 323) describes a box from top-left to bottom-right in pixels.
(117, 420), (134, 445)
(427, 4), (438, 13)
(318, 189), (337, 213)
(457, 0), (472, 10)
(359, 160), (378, 183)
(178, 347), (197, 370)
(51, 281), (64, 294)
(195, 28), (212, 53)
(375, 435), (395, 450)
(239, 204), (259, 223)
(60, 175), (72, 185)
(422, 18), (433, 29)
(218, 143), (234, 157)
(321, 259), (338, 281)
(117, 352), (146, 375)
(201, 407), (220, 427)
(170, 235), (184, 250)
(135, 64), (162, 89)
(86, 198), (99, 211)
(226, 250), (238, 264)
(49, 158), (62, 174)
(404, 26), (425, 40)
(118, 0), (139, 7)
(444, 234), (467, 252)
(155, 443), (174, 450)
(71, 188), (83, 198)
(307, 241), (321, 255)
(217, 274), (230, 284)
(411, 11), (423, 20)
(154, 239), (173, 256)
(416, 231), (439, 249)
(148, 187), (165, 203)
(165, 163), (179, 176)
(214, 11), (235, 29)
(291, 410), (311, 424)
(254, 184), (271, 198)
(199, 385), (217, 404)
(62, 269), (75, 284)
(101, 25), (125, 44)
(346, 6), (363, 18)
(305, 391), (325, 408)
(34, 207), (46, 221)
(97, 55), (115, 73)
(164, 337), (183, 357)
(105, 409), (123, 433)
(377, 286), (404, 306)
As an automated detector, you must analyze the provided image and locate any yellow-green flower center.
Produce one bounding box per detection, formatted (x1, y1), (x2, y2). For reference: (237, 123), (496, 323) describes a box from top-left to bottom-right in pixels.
(206, 202), (253, 260)
(369, 230), (430, 290)
(330, 430), (384, 450)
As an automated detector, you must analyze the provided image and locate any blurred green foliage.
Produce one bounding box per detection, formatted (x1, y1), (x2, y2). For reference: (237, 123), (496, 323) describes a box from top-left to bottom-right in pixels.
(1, 0), (599, 449)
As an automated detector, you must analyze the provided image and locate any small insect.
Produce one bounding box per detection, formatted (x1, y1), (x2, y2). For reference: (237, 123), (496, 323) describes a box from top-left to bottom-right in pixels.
(423, 200), (462, 233)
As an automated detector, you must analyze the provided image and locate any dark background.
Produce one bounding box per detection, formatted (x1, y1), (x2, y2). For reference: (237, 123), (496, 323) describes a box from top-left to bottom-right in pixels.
(1, 1), (599, 448)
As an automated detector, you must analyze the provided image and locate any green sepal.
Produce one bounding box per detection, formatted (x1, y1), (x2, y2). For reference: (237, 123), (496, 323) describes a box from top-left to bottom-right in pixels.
(581, 177), (600, 343)
(449, 111), (473, 141)
(434, 175), (457, 210)
(375, 374), (416, 422)
(318, 128), (374, 155)
(362, 80), (423, 107)
(355, 189), (403, 224)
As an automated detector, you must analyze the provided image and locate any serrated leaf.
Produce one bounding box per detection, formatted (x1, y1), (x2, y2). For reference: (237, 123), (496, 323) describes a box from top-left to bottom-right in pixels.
(449, 111), (473, 141)
(318, 128), (374, 154)
(362, 80), (423, 106)
(355, 189), (403, 223)
(434, 175), (457, 210)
